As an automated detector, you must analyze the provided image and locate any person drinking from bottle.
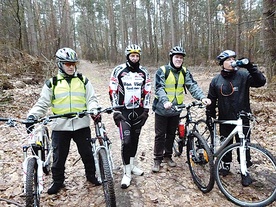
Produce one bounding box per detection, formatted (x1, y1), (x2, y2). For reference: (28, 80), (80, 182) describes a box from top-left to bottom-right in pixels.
(26, 47), (101, 195)
(109, 44), (151, 189)
(152, 46), (211, 173)
(206, 50), (266, 186)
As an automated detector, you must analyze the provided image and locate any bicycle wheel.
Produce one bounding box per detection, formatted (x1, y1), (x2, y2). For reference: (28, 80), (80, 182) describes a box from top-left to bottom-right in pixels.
(42, 127), (51, 175)
(98, 148), (116, 207)
(26, 157), (40, 207)
(214, 142), (276, 207)
(186, 131), (215, 193)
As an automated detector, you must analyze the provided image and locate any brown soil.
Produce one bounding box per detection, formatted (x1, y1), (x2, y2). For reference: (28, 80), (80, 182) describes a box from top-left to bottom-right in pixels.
(0, 60), (275, 207)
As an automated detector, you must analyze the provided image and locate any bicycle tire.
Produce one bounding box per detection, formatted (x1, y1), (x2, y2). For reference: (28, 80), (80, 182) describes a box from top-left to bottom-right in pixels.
(42, 127), (51, 175)
(26, 157), (40, 207)
(186, 131), (215, 193)
(98, 148), (116, 207)
(173, 136), (185, 157)
(214, 142), (276, 207)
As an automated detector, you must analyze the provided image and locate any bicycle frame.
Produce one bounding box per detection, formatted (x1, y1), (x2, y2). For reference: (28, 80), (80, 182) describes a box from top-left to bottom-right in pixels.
(92, 121), (114, 182)
(211, 113), (253, 175)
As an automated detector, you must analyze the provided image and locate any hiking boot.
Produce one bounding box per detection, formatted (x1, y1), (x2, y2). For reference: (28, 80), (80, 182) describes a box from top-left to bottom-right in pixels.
(219, 162), (230, 177)
(87, 175), (101, 186)
(47, 183), (64, 195)
(152, 160), (161, 173)
(163, 157), (176, 167)
(241, 173), (253, 187)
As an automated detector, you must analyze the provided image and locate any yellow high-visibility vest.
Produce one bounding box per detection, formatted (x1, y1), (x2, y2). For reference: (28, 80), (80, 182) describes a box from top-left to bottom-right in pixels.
(161, 66), (186, 104)
(51, 74), (87, 114)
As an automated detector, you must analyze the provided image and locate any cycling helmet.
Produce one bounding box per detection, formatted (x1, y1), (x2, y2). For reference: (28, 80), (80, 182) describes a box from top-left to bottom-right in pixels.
(125, 44), (142, 57)
(217, 50), (236, 65)
(169, 46), (186, 57)
(56, 47), (78, 63)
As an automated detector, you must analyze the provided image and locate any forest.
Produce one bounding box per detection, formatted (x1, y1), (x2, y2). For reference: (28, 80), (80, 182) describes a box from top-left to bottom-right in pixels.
(0, 0), (275, 85)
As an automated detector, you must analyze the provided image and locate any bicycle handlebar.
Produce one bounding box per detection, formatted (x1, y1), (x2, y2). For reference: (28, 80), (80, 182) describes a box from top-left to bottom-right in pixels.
(0, 105), (124, 126)
(173, 101), (203, 111)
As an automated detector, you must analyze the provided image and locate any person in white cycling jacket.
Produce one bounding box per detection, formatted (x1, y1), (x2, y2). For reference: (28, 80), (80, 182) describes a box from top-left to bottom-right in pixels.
(109, 44), (151, 189)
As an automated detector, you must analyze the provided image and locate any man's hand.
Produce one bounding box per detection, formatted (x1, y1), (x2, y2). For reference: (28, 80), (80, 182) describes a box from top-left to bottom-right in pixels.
(201, 98), (211, 106)
(113, 111), (126, 127)
(163, 101), (172, 109)
(134, 109), (149, 127)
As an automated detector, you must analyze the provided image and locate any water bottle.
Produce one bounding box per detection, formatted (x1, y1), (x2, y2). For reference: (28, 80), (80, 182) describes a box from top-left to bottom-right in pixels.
(178, 122), (185, 138)
(231, 58), (249, 67)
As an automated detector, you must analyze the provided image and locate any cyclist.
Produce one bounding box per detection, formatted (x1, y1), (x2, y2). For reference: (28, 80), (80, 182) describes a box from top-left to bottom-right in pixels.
(206, 50), (266, 186)
(26, 47), (101, 195)
(109, 44), (151, 189)
(152, 46), (211, 172)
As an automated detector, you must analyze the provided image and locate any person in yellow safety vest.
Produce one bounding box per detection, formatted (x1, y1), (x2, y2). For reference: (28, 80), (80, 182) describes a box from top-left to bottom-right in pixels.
(26, 47), (101, 195)
(152, 46), (211, 172)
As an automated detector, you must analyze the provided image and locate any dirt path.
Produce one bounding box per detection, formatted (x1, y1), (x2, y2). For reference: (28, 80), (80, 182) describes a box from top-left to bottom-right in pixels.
(0, 60), (275, 207)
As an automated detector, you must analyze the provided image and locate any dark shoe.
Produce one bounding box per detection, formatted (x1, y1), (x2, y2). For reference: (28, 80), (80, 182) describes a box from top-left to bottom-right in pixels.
(87, 176), (101, 186)
(163, 157), (176, 167)
(241, 173), (253, 187)
(219, 162), (230, 177)
(47, 183), (64, 195)
(152, 160), (161, 173)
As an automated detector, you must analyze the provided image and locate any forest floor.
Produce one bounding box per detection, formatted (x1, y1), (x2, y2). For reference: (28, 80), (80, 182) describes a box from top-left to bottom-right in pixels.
(0, 60), (275, 207)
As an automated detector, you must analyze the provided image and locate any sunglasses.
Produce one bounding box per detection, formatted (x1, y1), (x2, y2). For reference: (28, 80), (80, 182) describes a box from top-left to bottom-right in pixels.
(63, 62), (76, 67)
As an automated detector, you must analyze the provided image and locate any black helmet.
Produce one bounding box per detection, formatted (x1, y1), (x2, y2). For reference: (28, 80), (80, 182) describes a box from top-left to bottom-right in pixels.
(217, 50), (236, 65)
(169, 46), (186, 57)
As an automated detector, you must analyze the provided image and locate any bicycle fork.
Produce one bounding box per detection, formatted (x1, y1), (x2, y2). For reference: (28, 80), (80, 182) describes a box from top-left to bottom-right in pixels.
(237, 118), (248, 176)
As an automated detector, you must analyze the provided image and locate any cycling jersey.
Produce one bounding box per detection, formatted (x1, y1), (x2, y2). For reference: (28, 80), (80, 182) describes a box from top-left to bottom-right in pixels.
(109, 63), (151, 110)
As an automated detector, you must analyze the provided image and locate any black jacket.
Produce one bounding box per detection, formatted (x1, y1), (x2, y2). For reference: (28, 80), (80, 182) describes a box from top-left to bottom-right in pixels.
(206, 66), (266, 119)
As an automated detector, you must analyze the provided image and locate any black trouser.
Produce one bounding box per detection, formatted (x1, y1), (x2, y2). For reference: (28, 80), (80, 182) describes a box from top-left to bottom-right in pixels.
(120, 108), (144, 165)
(154, 113), (179, 160)
(220, 119), (251, 163)
(51, 127), (95, 183)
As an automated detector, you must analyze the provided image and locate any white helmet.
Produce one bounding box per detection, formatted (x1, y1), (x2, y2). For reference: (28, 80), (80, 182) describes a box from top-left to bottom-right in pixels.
(217, 50), (236, 65)
(56, 47), (79, 63)
(169, 46), (186, 57)
(125, 44), (142, 57)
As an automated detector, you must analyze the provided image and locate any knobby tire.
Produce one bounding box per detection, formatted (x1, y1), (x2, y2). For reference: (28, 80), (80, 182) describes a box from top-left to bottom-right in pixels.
(214, 142), (276, 207)
(186, 131), (215, 193)
(99, 148), (116, 207)
(26, 157), (40, 207)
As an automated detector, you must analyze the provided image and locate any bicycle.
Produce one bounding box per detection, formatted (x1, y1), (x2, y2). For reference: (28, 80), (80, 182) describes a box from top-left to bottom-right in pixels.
(172, 101), (215, 193)
(196, 111), (276, 207)
(0, 116), (53, 207)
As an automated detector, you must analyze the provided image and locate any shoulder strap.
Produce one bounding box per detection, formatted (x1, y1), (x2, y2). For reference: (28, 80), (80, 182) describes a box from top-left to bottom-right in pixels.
(77, 73), (88, 85)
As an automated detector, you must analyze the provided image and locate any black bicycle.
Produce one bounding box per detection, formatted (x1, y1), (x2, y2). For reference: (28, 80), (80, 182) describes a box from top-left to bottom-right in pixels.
(196, 112), (276, 207)
(172, 101), (214, 193)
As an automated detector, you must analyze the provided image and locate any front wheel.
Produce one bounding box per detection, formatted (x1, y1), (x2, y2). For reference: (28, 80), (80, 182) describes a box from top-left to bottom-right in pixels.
(25, 157), (40, 207)
(99, 148), (116, 207)
(214, 143), (276, 207)
(186, 131), (215, 193)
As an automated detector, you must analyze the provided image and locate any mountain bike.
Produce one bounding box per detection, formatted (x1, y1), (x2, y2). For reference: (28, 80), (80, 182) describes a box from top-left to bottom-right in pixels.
(0, 116), (53, 207)
(172, 101), (214, 193)
(196, 111), (276, 207)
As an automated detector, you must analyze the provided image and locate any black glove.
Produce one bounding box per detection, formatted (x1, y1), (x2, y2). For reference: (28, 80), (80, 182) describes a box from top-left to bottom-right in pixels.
(113, 111), (126, 127)
(26, 115), (36, 134)
(238, 58), (254, 70)
(134, 109), (149, 127)
(206, 115), (214, 131)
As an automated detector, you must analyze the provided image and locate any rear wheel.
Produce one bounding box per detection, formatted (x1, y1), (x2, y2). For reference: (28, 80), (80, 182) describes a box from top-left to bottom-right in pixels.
(99, 149), (116, 207)
(186, 131), (215, 193)
(26, 157), (40, 207)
